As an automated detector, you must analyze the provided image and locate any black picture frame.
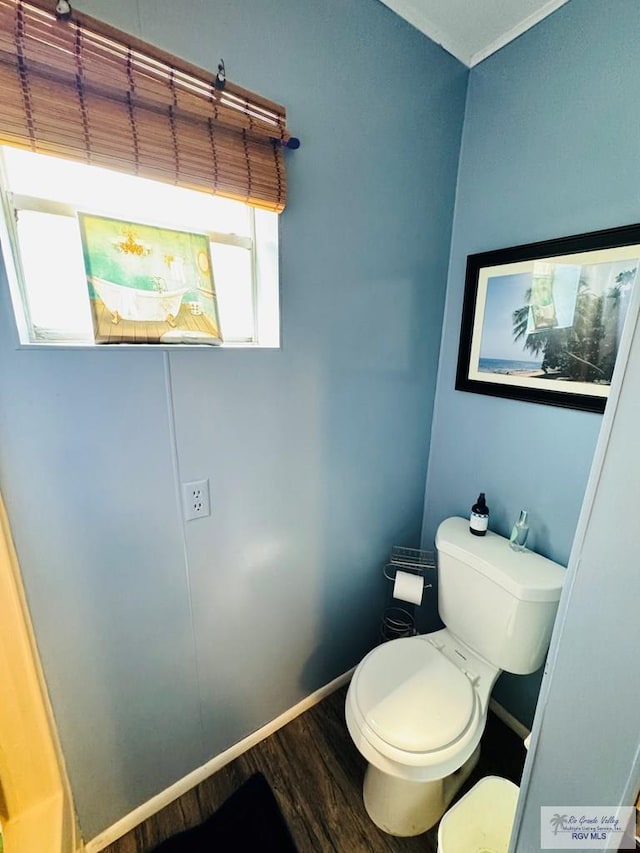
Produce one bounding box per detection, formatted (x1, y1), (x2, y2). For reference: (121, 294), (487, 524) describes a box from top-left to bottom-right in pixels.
(455, 223), (640, 413)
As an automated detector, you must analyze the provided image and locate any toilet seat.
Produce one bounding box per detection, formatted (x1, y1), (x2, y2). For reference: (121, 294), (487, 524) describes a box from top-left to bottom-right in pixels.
(351, 638), (476, 753)
(346, 633), (493, 781)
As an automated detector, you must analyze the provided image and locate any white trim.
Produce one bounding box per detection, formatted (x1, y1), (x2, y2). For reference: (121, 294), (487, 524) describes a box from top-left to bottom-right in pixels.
(379, 0), (569, 68)
(489, 698), (530, 742)
(84, 668), (355, 853)
(469, 0), (569, 66)
(378, 0), (470, 65)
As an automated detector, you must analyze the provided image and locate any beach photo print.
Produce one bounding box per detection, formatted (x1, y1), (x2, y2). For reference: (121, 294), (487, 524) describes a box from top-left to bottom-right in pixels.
(455, 225), (640, 412)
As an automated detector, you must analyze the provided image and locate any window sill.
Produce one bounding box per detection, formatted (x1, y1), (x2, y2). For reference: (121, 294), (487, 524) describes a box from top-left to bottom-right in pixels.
(15, 340), (279, 351)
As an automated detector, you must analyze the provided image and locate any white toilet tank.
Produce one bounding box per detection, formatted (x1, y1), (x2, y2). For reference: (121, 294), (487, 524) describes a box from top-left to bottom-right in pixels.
(435, 517), (565, 675)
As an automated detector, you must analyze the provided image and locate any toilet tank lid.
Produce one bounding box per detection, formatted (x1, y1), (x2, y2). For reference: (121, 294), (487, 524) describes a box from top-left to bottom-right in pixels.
(435, 517), (565, 602)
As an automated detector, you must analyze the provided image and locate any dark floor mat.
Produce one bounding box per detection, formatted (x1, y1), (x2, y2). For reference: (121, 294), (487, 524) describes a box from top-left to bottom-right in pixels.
(151, 772), (298, 852)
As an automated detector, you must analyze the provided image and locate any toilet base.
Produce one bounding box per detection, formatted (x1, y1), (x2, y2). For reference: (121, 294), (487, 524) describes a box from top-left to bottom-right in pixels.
(362, 745), (481, 837)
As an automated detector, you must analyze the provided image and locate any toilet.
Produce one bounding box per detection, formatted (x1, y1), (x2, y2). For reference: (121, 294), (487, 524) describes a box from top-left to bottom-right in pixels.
(345, 516), (564, 837)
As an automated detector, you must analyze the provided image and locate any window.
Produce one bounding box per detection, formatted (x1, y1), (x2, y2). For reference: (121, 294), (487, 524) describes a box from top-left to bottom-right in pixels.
(0, 0), (297, 348)
(0, 147), (280, 346)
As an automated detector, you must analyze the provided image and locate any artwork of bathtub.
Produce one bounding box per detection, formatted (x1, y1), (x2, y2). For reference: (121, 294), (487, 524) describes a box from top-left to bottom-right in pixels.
(91, 276), (188, 323)
(79, 214), (221, 344)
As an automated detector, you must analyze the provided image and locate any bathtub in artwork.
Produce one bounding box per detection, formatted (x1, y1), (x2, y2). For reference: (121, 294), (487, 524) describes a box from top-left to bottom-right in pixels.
(90, 276), (188, 324)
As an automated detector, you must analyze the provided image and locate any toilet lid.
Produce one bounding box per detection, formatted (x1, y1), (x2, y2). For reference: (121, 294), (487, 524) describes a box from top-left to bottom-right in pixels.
(352, 638), (476, 753)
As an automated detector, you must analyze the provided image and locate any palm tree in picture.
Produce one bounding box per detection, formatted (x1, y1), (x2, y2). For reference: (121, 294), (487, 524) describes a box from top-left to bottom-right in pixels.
(512, 286), (570, 375)
(512, 280), (607, 381)
(598, 267), (637, 379)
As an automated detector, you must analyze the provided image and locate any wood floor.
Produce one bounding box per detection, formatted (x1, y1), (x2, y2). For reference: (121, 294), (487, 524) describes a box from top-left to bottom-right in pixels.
(103, 685), (526, 853)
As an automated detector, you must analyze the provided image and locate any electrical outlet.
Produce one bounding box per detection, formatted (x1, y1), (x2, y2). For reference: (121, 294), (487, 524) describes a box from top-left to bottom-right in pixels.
(182, 479), (210, 521)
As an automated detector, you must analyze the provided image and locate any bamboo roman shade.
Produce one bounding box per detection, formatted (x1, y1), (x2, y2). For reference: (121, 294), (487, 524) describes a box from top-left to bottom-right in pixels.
(0, 0), (293, 211)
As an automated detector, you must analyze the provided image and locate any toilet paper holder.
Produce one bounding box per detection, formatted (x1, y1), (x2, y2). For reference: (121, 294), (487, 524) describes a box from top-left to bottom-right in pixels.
(379, 546), (435, 642)
(382, 545), (435, 589)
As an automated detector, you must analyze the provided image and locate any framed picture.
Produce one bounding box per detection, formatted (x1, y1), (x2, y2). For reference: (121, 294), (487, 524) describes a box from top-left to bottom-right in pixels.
(455, 224), (640, 413)
(78, 214), (222, 345)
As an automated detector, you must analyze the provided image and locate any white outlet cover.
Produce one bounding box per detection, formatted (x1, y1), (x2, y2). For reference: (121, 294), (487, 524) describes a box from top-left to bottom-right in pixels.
(182, 479), (210, 521)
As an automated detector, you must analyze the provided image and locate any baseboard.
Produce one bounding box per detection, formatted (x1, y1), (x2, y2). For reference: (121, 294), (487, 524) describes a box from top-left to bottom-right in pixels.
(84, 667), (355, 853)
(489, 697), (530, 741)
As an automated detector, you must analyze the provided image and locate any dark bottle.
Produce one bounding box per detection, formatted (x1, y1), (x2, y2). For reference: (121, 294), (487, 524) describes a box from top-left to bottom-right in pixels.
(469, 492), (489, 536)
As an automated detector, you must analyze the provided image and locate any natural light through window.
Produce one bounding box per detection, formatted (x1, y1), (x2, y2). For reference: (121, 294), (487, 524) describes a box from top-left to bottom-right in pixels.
(0, 147), (279, 347)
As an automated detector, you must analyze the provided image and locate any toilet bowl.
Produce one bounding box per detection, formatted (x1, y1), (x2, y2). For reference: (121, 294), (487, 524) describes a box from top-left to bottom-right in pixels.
(345, 516), (565, 837)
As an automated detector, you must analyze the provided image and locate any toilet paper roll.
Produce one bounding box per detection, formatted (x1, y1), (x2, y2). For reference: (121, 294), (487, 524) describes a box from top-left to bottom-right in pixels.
(393, 570), (423, 606)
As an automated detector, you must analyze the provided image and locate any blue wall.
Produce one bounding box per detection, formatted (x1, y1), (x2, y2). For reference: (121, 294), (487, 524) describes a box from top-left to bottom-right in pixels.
(0, 0), (466, 838)
(422, 0), (640, 725)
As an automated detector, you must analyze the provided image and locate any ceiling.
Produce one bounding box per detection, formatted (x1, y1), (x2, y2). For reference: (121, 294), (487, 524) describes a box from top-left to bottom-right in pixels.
(379, 0), (569, 67)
